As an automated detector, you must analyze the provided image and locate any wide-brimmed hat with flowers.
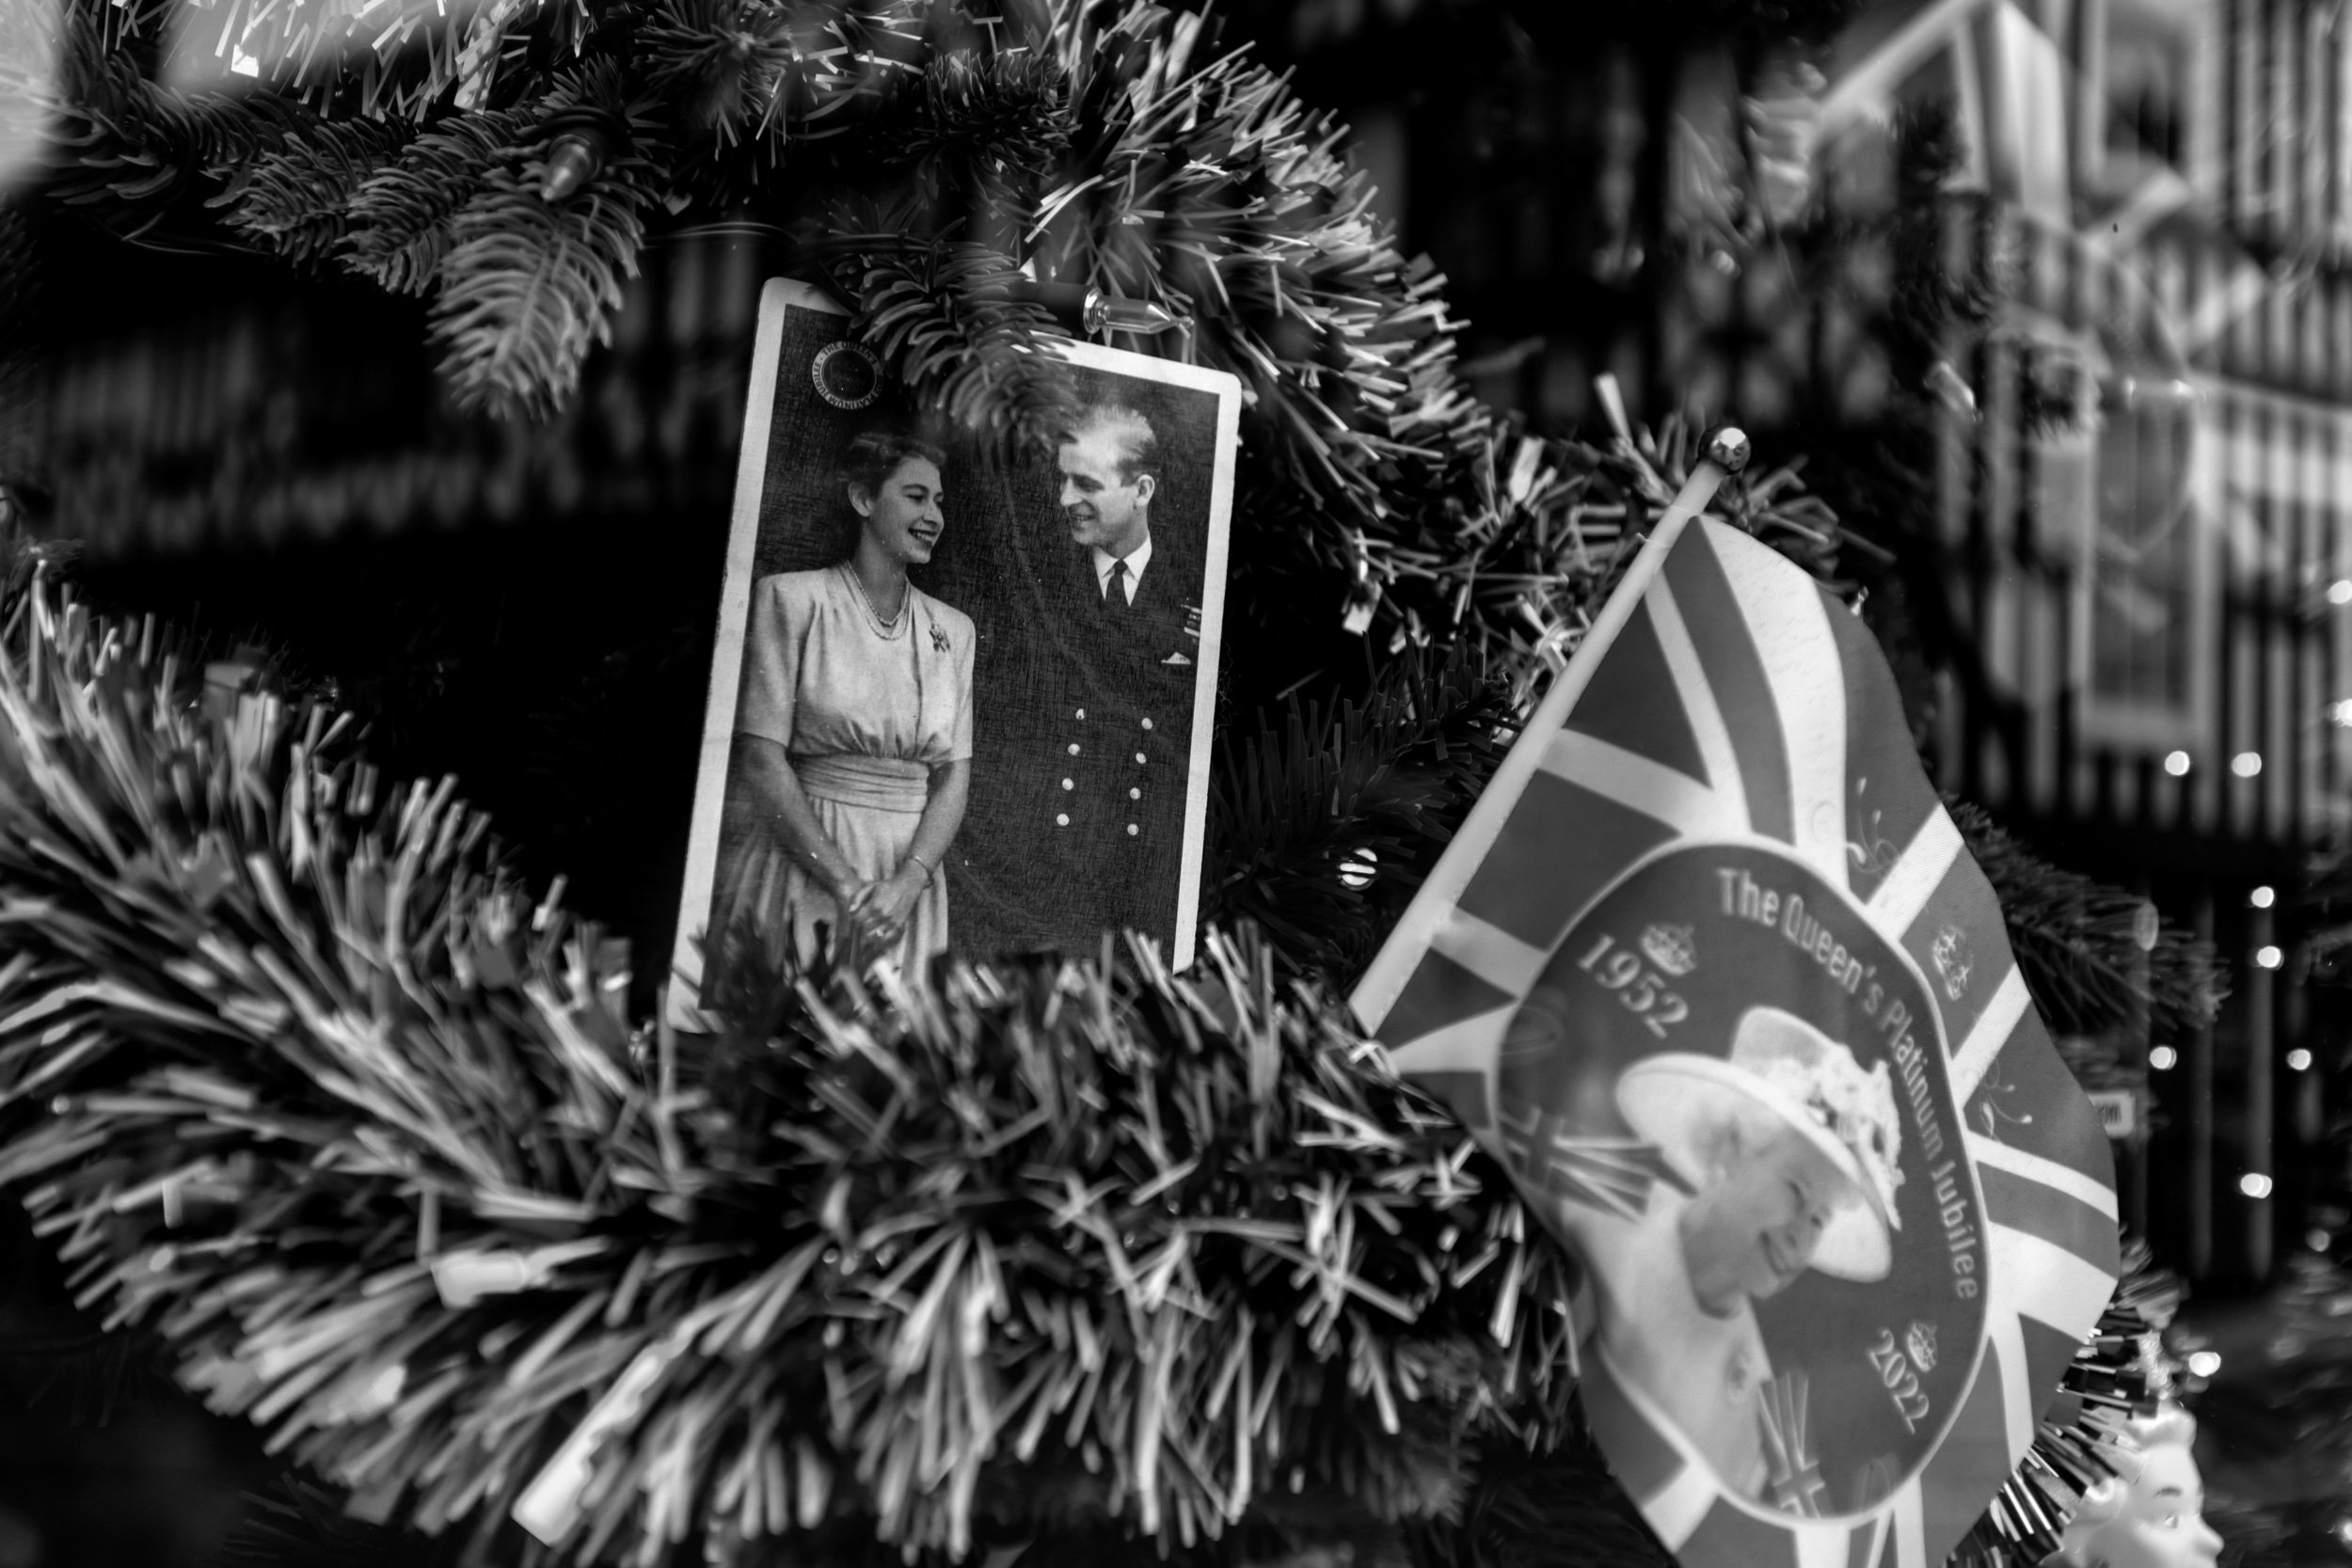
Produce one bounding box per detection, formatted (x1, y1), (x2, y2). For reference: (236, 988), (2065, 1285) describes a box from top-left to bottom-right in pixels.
(1615, 1006), (1905, 1282)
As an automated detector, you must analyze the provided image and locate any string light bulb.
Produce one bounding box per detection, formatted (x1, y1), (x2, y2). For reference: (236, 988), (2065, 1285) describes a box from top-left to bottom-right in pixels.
(537, 110), (622, 203)
(982, 278), (1185, 337)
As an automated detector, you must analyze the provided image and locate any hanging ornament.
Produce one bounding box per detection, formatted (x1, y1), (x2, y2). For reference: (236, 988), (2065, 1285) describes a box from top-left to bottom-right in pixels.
(2051, 1405), (2222, 1568)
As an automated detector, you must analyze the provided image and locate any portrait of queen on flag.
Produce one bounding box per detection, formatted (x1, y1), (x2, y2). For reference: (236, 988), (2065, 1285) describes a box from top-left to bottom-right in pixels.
(1350, 465), (2122, 1568)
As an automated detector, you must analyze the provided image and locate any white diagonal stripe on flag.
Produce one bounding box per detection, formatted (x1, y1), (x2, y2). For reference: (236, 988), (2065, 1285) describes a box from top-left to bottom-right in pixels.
(1726, 549), (1850, 882)
(1642, 1453), (1718, 1551)
(1990, 1221), (2119, 1335)
(1541, 728), (1744, 838)
(1644, 578), (1750, 824)
(1892, 1477), (1927, 1568)
(1384, 1004), (1517, 1081)
(1967, 1132), (2120, 1220)
(1985, 1311), (2038, 1465)
(1597, 1343), (1723, 1549)
(1865, 810), (1963, 933)
(1853, 1511), (1891, 1568)
(1793, 1520), (1851, 1568)
(1947, 968), (2029, 1100)
(1428, 908), (1549, 999)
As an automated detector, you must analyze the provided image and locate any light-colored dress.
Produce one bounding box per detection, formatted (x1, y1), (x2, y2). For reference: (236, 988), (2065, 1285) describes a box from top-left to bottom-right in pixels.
(720, 564), (975, 971)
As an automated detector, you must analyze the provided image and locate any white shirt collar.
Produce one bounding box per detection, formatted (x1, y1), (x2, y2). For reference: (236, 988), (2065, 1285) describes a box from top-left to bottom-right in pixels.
(1090, 536), (1152, 603)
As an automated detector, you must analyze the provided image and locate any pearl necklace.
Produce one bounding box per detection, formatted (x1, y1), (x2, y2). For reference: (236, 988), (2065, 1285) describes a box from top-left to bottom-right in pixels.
(844, 563), (909, 638)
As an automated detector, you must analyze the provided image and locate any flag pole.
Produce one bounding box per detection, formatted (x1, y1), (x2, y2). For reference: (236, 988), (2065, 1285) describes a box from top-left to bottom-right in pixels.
(1349, 427), (1752, 1034)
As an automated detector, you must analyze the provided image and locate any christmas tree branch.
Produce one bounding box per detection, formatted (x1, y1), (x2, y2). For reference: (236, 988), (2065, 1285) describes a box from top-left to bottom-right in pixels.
(342, 109), (537, 295)
(212, 119), (419, 267)
(1950, 801), (2225, 1043)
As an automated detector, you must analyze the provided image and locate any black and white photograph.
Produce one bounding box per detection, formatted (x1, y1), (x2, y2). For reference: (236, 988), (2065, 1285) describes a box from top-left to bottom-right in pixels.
(667, 280), (1240, 1017)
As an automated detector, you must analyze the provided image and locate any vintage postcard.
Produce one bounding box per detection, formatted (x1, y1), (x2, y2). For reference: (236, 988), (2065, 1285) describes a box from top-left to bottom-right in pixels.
(669, 279), (1241, 1023)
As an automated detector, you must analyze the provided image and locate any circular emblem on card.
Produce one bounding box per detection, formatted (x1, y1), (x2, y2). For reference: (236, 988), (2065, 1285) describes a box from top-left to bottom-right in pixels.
(1498, 840), (1986, 1524)
(811, 340), (883, 410)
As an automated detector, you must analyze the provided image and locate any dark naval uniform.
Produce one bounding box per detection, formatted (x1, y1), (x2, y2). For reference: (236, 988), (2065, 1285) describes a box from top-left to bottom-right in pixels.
(1039, 546), (1195, 942)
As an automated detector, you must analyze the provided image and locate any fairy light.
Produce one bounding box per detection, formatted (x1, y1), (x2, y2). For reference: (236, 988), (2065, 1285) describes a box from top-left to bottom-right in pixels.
(2331, 578), (2352, 606)
(2288, 1048), (2313, 1071)
(2239, 1172), (2273, 1199)
(2250, 885), (2276, 908)
(2186, 1350), (2222, 1376)
(2164, 751), (2192, 776)
(2232, 751), (2263, 778)
(2257, 944), (2283, 970)
(2149, 1045), (2178, 1069)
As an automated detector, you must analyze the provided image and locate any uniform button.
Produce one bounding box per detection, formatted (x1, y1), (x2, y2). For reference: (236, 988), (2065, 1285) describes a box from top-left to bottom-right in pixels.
(1134, 752), (1147, 764)
(1056, 813), (1070, 827)
(1068, 742), (1080, 755)
(1128, 786), (1141, 800)
(1126, 824), (1139, 835)
(1061, 778), (1074, 790)
(1140, 717), (1153, 731)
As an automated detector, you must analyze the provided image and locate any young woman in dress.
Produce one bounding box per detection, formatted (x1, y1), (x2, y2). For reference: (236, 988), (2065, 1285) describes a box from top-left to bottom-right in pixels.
(720, 427), (976, 970)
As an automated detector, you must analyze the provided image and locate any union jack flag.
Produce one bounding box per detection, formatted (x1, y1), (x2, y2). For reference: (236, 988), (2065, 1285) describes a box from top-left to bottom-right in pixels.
(1353, 503), (2119, 1568)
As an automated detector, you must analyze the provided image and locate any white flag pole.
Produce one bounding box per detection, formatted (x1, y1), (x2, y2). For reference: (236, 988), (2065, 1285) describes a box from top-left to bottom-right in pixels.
(1350, 427), (1752, 1033)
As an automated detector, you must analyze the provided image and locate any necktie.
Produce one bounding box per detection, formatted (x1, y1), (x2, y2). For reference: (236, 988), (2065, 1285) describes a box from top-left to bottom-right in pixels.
(1107, 558), (1129, 608)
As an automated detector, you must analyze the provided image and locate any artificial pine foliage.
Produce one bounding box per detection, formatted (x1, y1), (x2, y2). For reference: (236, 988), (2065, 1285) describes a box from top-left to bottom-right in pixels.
(1947, 802), (2222, 1044)
(342, 110), (545, 294)
(1206, 651), (1511, 985)
(818, 230), (1078, 447)
(212, 119), (421, 267)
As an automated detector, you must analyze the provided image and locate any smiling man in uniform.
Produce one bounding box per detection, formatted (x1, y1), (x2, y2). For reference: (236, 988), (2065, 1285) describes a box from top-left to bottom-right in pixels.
(1035, 401), (1197, 942)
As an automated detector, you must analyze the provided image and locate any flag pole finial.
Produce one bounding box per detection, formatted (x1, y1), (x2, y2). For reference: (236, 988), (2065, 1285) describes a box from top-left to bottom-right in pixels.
(1704, 426), (1751, 475)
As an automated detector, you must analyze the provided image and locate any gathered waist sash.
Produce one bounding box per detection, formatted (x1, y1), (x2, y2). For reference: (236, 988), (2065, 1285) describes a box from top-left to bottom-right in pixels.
(793, 752), (930, 812)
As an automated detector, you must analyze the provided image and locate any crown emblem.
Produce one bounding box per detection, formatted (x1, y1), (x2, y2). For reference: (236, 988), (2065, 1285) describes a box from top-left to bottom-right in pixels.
(1640, 923), (1696, 977)
(1931, 926), (1973, 1001)
(1905, 1321), (1938, 1373)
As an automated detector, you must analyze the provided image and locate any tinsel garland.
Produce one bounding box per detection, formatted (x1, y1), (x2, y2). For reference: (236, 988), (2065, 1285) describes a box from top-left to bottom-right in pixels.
(0, 436), (2228, 1568)
(1941, 1243), (2187, 1568)
(0, 495), (2233, 1568)
(0, 564), (1581, 1565)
